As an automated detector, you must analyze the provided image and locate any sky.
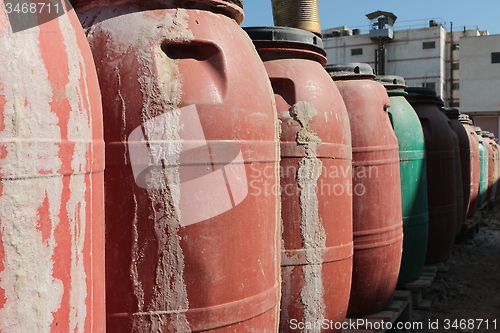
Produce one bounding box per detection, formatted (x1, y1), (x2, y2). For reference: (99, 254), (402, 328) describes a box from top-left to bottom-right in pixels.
(240, 0), (500, 35)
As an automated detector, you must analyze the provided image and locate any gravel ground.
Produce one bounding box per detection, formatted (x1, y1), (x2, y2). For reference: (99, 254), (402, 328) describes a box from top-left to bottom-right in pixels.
(392, 207), (500, 333)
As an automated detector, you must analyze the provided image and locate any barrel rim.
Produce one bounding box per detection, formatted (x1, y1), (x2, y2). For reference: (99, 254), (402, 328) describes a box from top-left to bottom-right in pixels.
(325, 63), (376, 79)
(376, 75), (407, 89)
(71, 0), (245, 24)
(244, 26), (326, 56)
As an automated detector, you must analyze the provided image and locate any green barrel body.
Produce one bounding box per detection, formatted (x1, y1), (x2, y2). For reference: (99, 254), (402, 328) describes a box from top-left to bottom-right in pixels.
(386, 89), (429, 284)
(476, 129), (489, 209)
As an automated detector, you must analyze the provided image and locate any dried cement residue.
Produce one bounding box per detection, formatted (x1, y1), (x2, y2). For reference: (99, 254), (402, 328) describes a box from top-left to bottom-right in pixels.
(291, 101), (326, 331)
(58, 11), (95, 332)
(280, 217), (293, 328)
(0, 19), (64, 333)
(86, 8), (193, 332)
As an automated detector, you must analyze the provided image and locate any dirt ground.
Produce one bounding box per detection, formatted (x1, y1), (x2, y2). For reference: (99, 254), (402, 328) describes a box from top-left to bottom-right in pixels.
(402, 207), (500, 333)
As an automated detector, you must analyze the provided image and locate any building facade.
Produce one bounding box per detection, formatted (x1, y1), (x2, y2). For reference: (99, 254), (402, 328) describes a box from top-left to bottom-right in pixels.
(322, 18), (500, 135)
(459, 34), (500, 134)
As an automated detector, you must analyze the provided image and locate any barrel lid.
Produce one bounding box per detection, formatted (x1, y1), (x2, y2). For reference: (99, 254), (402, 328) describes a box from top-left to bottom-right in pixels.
(229, 0), (243, 8)
(325, 63), (375, 79)
(405, 87), (444, 105)
(459, 114), (473, 125)
(217, 0), (244, 23)
(73, 0), (244, 23)
(406, 87), (437, 97)
(458, 114), (469, 121)
(244, 26), (325, 54)
(376, 75), (407, 89)
(443, 107), (460, 118)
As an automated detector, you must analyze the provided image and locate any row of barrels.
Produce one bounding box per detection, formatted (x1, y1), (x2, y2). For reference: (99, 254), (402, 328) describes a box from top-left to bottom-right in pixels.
(1, 1), (497, 332)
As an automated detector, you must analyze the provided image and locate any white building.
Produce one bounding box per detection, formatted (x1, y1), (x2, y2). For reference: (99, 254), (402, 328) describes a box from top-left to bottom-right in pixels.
(322, 13), (500, 136)
(460, 34), (500, 134)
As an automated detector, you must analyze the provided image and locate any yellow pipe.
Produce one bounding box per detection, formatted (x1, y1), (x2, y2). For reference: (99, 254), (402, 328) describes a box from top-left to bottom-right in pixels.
(271, 0), (321, 35)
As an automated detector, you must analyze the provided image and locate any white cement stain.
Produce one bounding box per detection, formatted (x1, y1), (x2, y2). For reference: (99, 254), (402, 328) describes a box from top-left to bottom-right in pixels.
(85, 7), (194, 332)
(58, 10), (95, 332)
(130, 193), (144, 311)
(0, 16), (64, 333)
(291, 101), (326, 332)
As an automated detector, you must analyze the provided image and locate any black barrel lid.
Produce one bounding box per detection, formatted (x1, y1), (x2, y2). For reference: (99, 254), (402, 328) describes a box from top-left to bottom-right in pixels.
(244, 26), (325, 54)
(443, 107), (460, 118)
(376, 75), (407, 89)
(405, 87), (444, 105)
(406, 87), (437, 97)
(325, 63), (375, 79)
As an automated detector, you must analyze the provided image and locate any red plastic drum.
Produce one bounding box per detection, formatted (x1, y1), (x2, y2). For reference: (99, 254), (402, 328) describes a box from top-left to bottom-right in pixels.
(75, 1), (281, 332)
(483, 132), (499, 206)
(326, 63), (403, 317)
(0, 2), (105, 331)
(459, 115), (480, 218)
(482, 132), (496, 205)
(246, 27), (353, 332)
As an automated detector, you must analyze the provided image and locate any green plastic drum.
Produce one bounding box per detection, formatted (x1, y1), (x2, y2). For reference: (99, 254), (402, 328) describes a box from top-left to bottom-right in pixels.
(475, 127), (489, 209)
(378, 76), (429, 285)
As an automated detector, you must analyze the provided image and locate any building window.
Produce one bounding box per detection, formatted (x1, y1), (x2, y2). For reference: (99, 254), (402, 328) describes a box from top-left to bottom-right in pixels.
(452, 43), (459, 50)
(451, 62), (459, 70)
(351, 48), (363, 56)
(423, 41), (436, 49)
(452, 82), (460, 90)
(422, 82), (436, 90)
(492, 52), (500, 63)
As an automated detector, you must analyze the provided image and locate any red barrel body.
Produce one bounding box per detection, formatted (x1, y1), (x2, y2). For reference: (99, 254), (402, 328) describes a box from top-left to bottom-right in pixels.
(246, 27), (353, 332)
(460, 116), (480, 218)
(487, 132), (499, 206)
(494, 138), (500, 201)
(0, 2), (105, 331)
(490, 134), (499, 203)
(406, 88), (457, 264)
(444, 108), (468, 233)
(493, 138), (499, 202)
(75, 1), (280, 332)
(327, 64), (403, 317)
(482, 133), (496, 205)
